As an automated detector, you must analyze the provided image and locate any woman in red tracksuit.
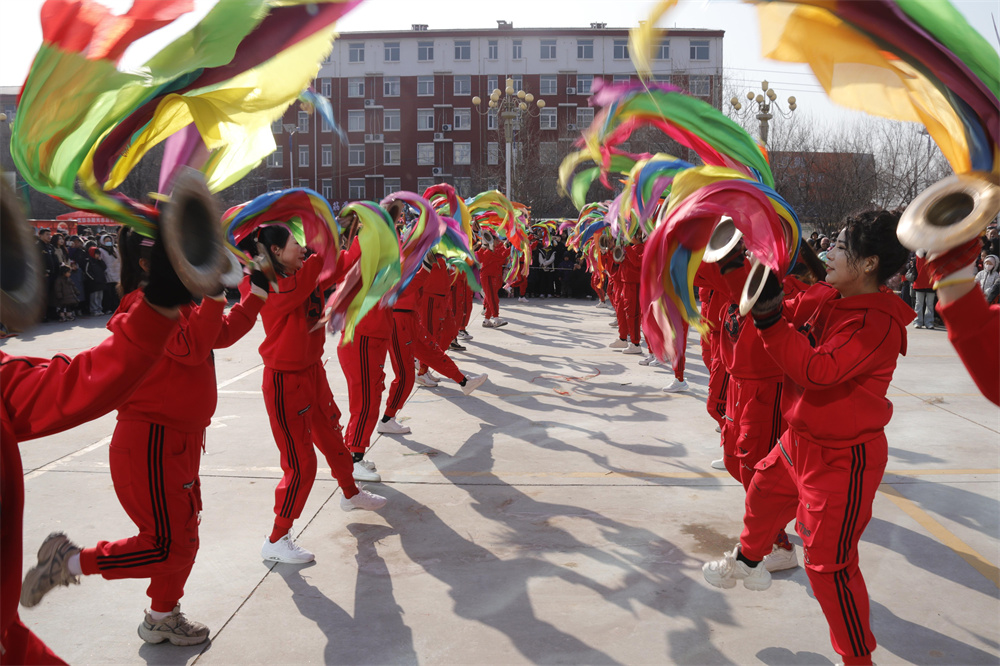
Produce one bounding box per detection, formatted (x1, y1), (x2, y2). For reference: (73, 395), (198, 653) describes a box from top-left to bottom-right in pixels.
(380, 261), (488, 433)
(21, 229), (267, 647)
(248, 225), (386, 567)
(476, 235), (510, 327)
(612, 237), (643, 354)
(703, 209), (913, 666)
(6, 240), (186, 666)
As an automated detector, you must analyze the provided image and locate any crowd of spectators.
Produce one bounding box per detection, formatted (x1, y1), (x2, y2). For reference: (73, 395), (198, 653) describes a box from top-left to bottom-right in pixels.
(34, 227), (122, 323)
(509, 233), (596, 300)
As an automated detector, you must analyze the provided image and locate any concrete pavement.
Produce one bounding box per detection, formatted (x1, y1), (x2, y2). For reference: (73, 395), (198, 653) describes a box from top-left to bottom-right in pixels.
(7, 296), (999, 665)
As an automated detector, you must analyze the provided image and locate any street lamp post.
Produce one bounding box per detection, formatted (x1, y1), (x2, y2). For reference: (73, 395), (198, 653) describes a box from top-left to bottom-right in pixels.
(282, 123), (298, 189)
(473, 78), (545, 200)
(729, 80), (797, 145)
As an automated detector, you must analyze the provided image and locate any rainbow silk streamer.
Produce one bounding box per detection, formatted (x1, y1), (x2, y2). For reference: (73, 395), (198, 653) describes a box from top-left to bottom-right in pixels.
(12, 0), (363, 234)
(750, 0), (999, 177)
(328, 201), (401, 342)
(224, 188), (341, 282)
(421, 184), (480, 290)
(381, 190), (447, 297)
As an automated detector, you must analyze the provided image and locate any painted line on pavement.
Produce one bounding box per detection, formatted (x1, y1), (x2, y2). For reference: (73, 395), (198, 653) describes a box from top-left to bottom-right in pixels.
(879, 483), (999, 589)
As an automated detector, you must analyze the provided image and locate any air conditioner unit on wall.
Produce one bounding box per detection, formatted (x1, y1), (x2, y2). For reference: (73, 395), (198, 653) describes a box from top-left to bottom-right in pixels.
(566, 87), (577, 95)
(441, 123), (453, 132)
(373, 133), (384, 142)
(364, 134), (374, 142)
(433, 132), (445, 140)
(364, 99), (376, 107)
(431, 167), (444, 175)
(566, 123), (578, 131)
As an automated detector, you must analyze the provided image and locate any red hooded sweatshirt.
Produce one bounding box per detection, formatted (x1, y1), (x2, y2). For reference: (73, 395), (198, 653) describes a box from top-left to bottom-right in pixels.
(760, 283), (916, 447)
(256, 253), (341, 371)
(937, 287), (1000, 405)
(112, 284), (264, 431)
(476, 245), (509, 278)
(621, 240), (644, 284)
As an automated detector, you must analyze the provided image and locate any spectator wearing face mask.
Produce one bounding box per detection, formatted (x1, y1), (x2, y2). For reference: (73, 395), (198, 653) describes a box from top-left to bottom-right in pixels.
(101, 233), (122, 313)
(976, 254), (999, 304)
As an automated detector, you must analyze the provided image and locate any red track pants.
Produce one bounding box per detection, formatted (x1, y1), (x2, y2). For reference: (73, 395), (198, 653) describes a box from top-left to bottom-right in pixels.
(338, 334), (389, 455)
(0, 619), (66, 665)
(741, 430), (887, 665)
(385, 310), (464, 418)
(79, 421), (202, 612)
(590, 271), (606, 301)
(721, 377), (785, 490)
(704, 333), (728, 428)
(482, 274), (501, 319)
(620, 281), (641, 344)
(263, 363), (359, 528)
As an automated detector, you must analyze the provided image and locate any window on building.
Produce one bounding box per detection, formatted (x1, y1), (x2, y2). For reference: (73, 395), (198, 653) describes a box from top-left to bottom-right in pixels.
(577, 39), (594, 59)
(348, 178), (365, 199)
(453, 108), (471, 130)
(417, 109), (434, 131)
(298, 110), (309, 133)
(656, 38), (670, 60)
(454, 40), (471, 60)
(417, 143), (434, 165)
(349, 43), (364, 63)
(348, 110), (364, 133)
(267, 179), (284, 192)
(266, 150), (283, 168)
(383, 143), (400, 166)
(576, 107), (595, 127)
(512, 39), (522, 59)
(539, 75), (558, 96)
(576, 74), (593, 95)
(320, 78), (332, 97)
(454, 177), (472, 197)
(540, 39), (556, 59)
(690, 39), (710, 60)
(417, 76), (434, 96)
(613, 39), (629, 60)
(271, 118), (283, 134)
(348, 78), (365, 98)
(348, 144), (364, 166)
(321, 179), (333, 200)
(298, 144), (309, 167)
(321, 116), (332, 132)
(652, 74), (672, 85)
(383, 109), (400, 131)
(487, 75), (498, 94)
(298, 178), (309, 189)
(613, 74), (631, 85)
(487, 108), (497, 130)
(689, 75), (710, 97)
(487, 40), (498, 59)
(384, 178), (401, 197)
(453, 142), (471, 165)
(418, 41), (434, 61)
(454, 75), (471, 96)
(512, 75), (523, 92)
(539, 108), (557, 130)
(417, 177), (435, 192)
(487, 142), (499, 165)
(321, 144), (332, 167)
(539, 142), (559, 165)
(384, 76), (400, 97)
(384, 42), (400, 62)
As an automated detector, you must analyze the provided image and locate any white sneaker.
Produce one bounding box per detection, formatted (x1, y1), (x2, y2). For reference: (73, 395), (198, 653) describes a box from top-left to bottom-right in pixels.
(482, 319), (495, 328)
(715, 425), (722, 433)
(662, 378), (689, 393)
(648, 357), (662, 367)
(763, 544), (799, 572)
(377, 417), (411, 435)
(261, 529), (314, 564)
(638, 355), (655, 366)
(415, 373), (438, 388)
(458, 330), (473, 340)
(492, 317), (508, 327)
(608, 338), (628, 350)
(703, 545), (772, 591)
(353, 460), (381, 482)
(710, 457), (726, 470)
(518, 296), (528, 303)
(340, 488), (387, 512)
(608, 319), (619, 327)
(462, 373), (488, 396)
(622, 342), (643, 355)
